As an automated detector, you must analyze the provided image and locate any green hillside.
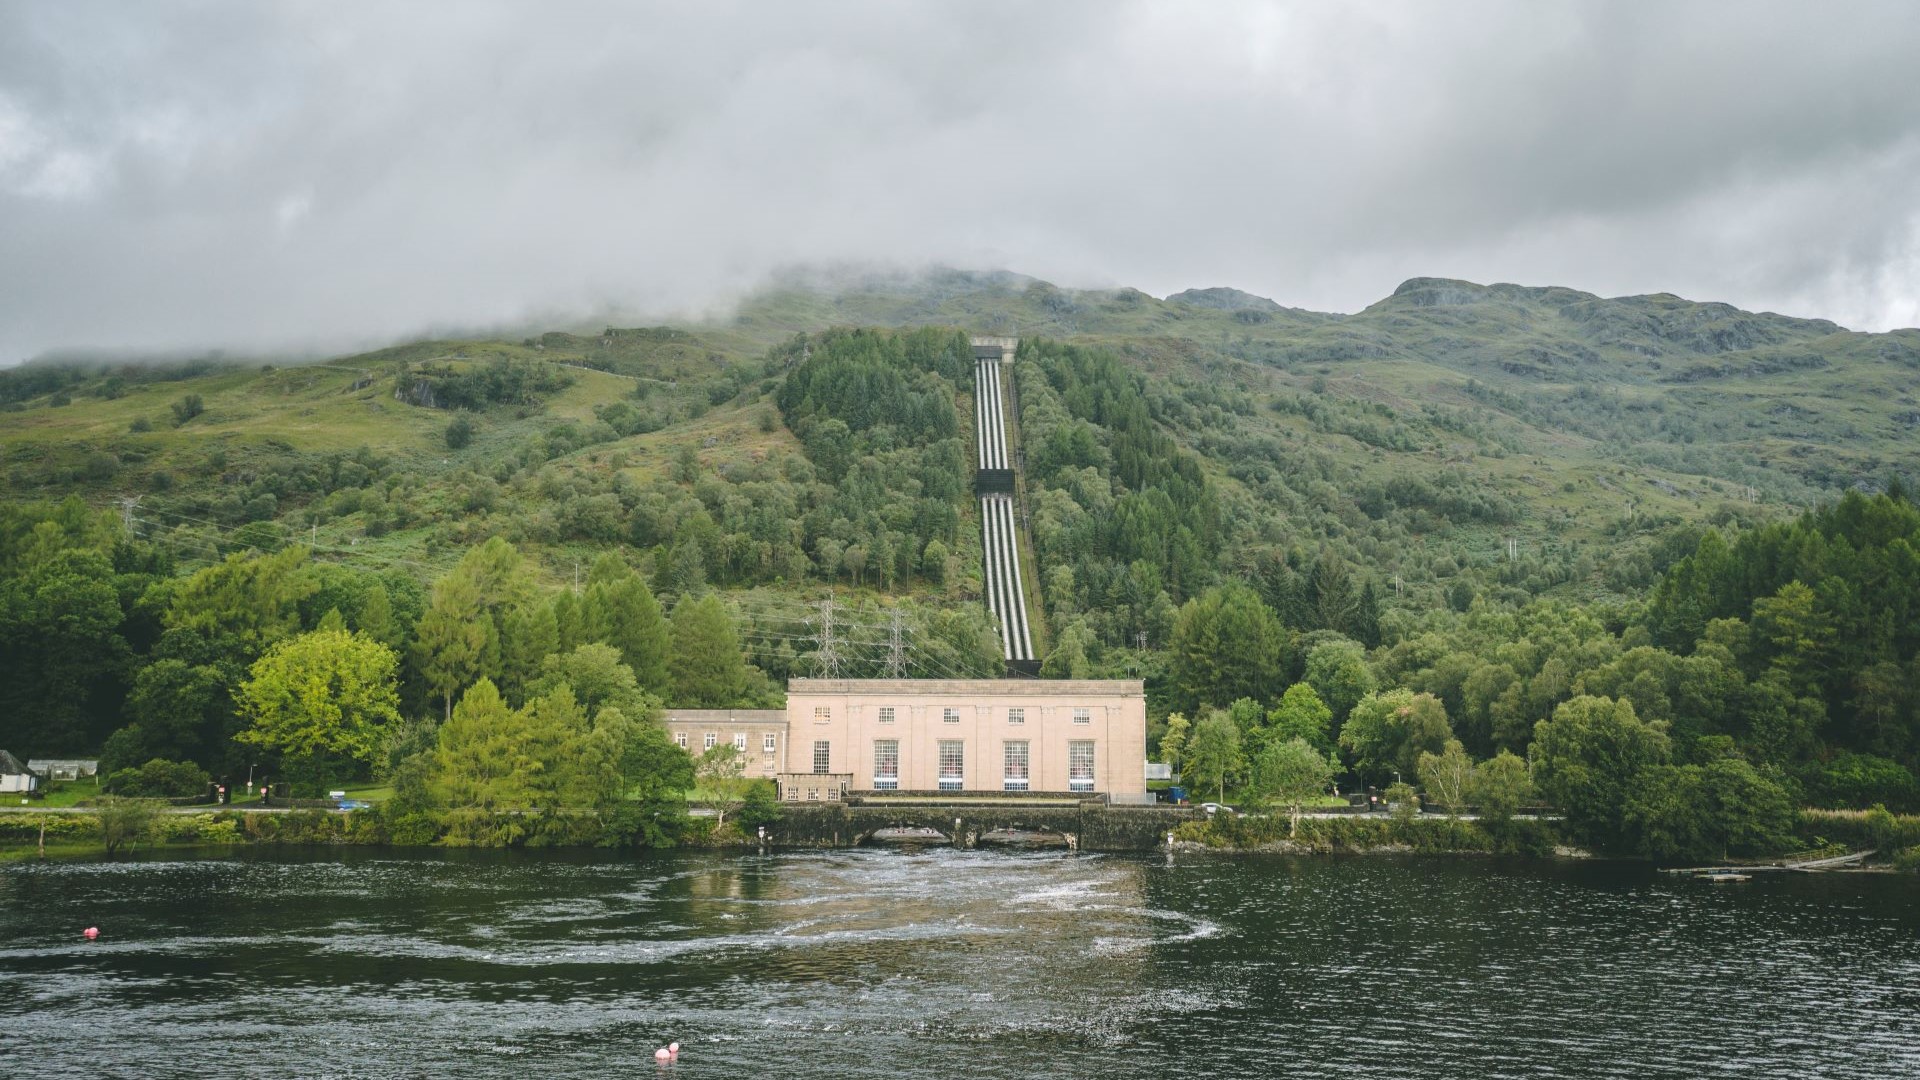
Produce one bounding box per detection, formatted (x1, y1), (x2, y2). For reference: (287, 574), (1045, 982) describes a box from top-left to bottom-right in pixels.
(6, 272), (1920, 853)
(5, 271), (1918, 613)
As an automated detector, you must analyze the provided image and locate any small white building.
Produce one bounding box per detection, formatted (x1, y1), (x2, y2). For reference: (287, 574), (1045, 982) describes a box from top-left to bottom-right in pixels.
(0, 751), (38, 794)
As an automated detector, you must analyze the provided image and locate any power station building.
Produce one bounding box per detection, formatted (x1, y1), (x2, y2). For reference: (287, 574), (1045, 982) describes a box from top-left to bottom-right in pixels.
(660, 679), (1150, 804)
(779, 679), (1149, 803)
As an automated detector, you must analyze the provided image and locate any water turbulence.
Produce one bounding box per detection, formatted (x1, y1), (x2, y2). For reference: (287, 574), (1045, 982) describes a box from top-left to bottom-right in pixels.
(1, 849), (1917, 1077)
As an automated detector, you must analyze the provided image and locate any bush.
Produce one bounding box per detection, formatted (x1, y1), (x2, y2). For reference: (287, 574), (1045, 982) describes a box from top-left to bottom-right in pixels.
(171, 394), (205, 426)
(129, 416), (154, 433)
(445, 413), (475, 449)
(736, 780), (783, 831)
(106, 758), (211, 798)
(1894, 846), (1920, 873)
(96, 797), (161, 856)
(1805, 753), (1920, 812)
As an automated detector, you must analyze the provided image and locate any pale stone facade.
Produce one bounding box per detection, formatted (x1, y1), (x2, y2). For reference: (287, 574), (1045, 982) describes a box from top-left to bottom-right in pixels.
(779, 679), (1149, 802)
(660, 709), (787, 779)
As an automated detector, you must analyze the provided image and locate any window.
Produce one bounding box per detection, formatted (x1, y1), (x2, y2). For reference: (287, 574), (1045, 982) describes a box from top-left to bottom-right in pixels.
(1007, 707), (1025, 725)
(733, 733), (747, 752)
(878, 706), (896, 724)
(675, 732), (687, 749)
(872, 739), (900, 791)
(1069, 741), (1095, 792)
(806, 788), (820, 801)
(812, 740), (831, 774)
(1073, 708), (1091, 725)
(826, 785), (839, 802)
(938, 740), (964, 791)
(943, 707), (961, 724)
(704, 732), (717, 751)
(763, 734), (777, 754)
(1003, 741), (1030, 792)
(814, 706), (832, 723)
(785, 785), (799, 802)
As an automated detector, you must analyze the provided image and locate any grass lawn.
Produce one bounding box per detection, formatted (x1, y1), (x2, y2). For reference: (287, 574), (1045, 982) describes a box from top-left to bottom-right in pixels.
(8, 779), (103, 809)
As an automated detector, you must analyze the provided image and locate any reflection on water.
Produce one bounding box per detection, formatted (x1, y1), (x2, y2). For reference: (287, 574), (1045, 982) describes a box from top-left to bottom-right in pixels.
(1, 848), (1917, 1078)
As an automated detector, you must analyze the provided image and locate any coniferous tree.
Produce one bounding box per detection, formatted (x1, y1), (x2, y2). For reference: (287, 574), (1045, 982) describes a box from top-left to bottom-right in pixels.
(1353, 580), (1382, 649)
(668, 592), (749, 707)
(498, 601), (559, 705)
(581, 553), (670, 695)
(413, 574), (498, 722)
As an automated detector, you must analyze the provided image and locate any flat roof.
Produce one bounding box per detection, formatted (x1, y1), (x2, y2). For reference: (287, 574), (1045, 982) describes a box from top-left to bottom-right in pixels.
(662, 709), (787, 724)
(788, 678), (1143, 696)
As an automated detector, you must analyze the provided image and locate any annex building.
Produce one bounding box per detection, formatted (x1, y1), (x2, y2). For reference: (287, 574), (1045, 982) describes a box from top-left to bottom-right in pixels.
(661, 709), (787, 779)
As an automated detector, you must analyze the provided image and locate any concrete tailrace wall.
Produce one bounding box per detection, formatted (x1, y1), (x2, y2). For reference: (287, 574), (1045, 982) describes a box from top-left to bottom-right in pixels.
(767, 802), (1199, 851)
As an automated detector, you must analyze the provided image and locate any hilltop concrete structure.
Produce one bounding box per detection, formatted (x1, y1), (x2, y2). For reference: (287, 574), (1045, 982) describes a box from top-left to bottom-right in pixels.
(774, 678), (1150, 804)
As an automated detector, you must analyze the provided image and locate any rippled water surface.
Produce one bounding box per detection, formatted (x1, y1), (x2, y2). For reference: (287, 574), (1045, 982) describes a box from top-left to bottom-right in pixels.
(2, 848), (1917, 1078)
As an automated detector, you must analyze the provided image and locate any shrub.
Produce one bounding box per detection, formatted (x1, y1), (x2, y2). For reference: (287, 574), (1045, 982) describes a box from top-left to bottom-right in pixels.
(445, 413), (475, 449)
(106, 758), (211, 798)
(96, 797), (161, 856)
(171, 393), (205, 426)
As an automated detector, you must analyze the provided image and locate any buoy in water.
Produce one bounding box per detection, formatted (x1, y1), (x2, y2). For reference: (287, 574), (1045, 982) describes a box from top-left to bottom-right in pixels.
(83, 927), (99, 940)
(654, 1047), (671, 1062)
(669, 1042), (680, 1056)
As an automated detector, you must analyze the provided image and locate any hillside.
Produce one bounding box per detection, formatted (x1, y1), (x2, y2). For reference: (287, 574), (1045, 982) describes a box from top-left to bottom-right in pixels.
(5, 272), (1918, 612)
(7, 271), (1920, 827)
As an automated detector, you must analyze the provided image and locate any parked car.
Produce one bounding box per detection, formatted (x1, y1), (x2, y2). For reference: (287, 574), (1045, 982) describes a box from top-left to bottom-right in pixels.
(1200, 802), (1237, 816)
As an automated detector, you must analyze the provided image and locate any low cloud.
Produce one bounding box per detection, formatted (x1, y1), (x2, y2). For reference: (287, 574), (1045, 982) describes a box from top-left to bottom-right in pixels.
(2, 1), (1918, 363)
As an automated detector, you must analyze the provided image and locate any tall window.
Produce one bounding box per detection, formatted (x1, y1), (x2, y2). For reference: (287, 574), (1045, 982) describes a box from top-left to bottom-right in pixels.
(675, 732), (687, 749)
(1003, 741), (1030, 792)
(938, 740), (964, 791)
(763, 734), (777, 753)
(814, 706), (832, 723)
(1073, 708), (1091, 725)
(878, 706), (896, 724)
(733, 733), (747, 752)
(812, 740), (831, 774)
(872, 739), (900, 791)
(943, 707), (961, 724)
(1007, 707), (1025, 725)
(704, 732), (717, 751)
(1068, 741), (1095, 792)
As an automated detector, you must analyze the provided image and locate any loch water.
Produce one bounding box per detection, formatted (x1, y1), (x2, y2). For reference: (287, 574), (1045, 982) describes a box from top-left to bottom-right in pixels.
(1, 847), (1917, 1078)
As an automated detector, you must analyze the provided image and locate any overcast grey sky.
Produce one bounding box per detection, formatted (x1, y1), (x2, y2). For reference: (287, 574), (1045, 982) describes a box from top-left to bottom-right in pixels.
(2, 1), (1918, 363)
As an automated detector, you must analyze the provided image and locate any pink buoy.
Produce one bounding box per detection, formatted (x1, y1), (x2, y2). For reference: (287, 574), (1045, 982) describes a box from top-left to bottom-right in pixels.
(669, 1043), (680, 1055)
(83, 927), (99, 941)
(654, 1048), (671, 1062)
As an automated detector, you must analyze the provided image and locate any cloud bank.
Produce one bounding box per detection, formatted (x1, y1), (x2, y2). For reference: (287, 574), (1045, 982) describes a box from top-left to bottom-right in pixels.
(2, 1), (1918, 362)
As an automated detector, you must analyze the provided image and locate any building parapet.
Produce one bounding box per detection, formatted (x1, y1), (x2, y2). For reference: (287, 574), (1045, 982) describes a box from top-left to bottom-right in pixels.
(788, 678), (1143, 697)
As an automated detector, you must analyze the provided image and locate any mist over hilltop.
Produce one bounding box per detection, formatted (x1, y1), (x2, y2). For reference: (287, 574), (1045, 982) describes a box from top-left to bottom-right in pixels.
(3, 2), (1920, 363)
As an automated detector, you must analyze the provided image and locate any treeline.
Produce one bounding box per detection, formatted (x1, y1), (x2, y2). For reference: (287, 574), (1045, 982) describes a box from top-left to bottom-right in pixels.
(0, 355), (241, 409)
(0, 507), (776, 791)
(1017, 338), (1219, 660)
(394, 357), (574, 411)
(1151, 491), (1920, 858)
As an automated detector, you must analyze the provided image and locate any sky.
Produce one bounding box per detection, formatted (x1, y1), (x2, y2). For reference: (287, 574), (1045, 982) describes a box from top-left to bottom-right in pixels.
(2, 1), (1918, 364)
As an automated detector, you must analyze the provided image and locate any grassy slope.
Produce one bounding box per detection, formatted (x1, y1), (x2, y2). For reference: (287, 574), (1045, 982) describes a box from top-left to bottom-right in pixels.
(5, 271), (1918, 611)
